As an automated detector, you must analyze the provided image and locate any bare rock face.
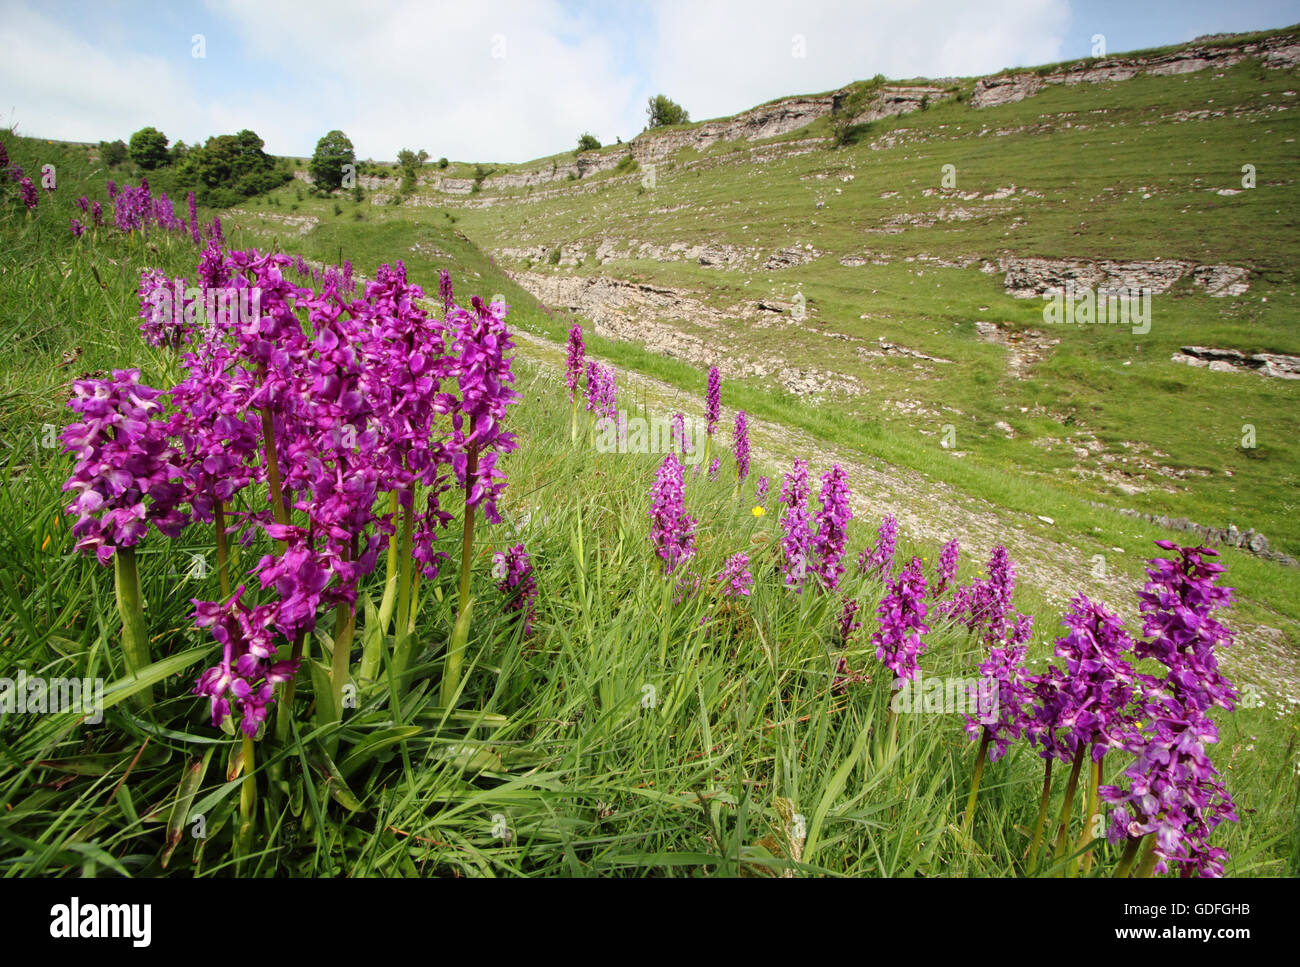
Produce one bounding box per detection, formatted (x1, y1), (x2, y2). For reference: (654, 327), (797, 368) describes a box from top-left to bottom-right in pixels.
(510, 272), (862, 398)
(431, 177), (476, 195)
(974, 321), (1060, 378)
(1000, 257), (1250, 298)
(971, 73), (1044, 108)
(628, 95), (837, 165)
(294, 170), (390, 191)
(971, 32), (1299, 109)
(1172, 346), (1300, 379)
(1192, 264), (1251, 297)
(850, 85), (952, 122)
(856, 339), (952, 364)
(227, 207), (319, 236)
(496, 238), (758, 270)
(1113, 506), (1298, 568)
(1264, 43), (1300, 68)
(486, 152), (628, 190)
(764, 246), (820, 270)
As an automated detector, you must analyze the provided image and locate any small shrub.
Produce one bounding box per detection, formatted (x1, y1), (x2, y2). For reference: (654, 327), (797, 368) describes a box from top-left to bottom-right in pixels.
(646, 94), (689, 128)
(547, 246), (562, 265)
(99, 139), (128, 166)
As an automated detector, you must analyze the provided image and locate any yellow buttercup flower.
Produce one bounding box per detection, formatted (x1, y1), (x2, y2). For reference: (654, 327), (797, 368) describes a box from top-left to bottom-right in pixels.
(752, 506), (765, 517)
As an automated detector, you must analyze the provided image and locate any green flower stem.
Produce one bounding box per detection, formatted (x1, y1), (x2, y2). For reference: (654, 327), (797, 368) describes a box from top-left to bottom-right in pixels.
(962, 728), (992, 833)
(440, 597), (474, 708)
(113, 546), (153, 707)
(378, 491), (400, 633)
(1077, 753), (1102, 874)
(657, 576), (673, 666)
(1053, 745), (1087, 872)
(274, 631), (306, 744)
(330, 603), (356, 719)
(886, 704), (899, 762)
(408, 570), (422, 635)
(1135, 834), (1161, 878)
(238, 731), (257, 855)
(570, 398), (578, 444)
(1113, 834), (1145, 878)
(213, 499), (231, 599)
(259, 404), (289, 545)
(441, 446), (478, 707)
(394, 494), (415, 638)
(1028, 757), (1054, 872)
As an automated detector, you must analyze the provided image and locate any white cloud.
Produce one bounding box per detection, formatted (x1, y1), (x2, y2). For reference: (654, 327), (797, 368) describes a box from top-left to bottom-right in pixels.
(638, 0), (1070, 124)
(3, 0), (1071, 162)
(0, 7), (206, 145)
(213, 0), (642, 161)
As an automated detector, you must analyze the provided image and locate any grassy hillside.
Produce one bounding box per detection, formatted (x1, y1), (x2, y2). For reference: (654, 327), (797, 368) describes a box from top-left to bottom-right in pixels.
(452, 51), (1300, 552)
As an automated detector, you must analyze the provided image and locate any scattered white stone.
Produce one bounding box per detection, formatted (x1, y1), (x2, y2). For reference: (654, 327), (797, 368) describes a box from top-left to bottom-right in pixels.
(1036, 515), (1054, 525)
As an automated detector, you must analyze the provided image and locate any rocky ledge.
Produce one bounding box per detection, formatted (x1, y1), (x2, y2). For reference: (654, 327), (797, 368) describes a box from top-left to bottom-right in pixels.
(1111, 506), (1298, 568)
(972, 32), (1300, 109)
(1001, 257), (1249, 298)
(1171, 346), (1300, 379)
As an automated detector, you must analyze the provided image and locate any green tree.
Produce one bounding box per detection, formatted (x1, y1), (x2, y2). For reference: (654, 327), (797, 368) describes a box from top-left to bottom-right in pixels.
(309, 130), (356, 192)
(396, 148), (429, 193)
(646, 95), (689, 128)
(576, 132), (601, 152)
(99, 139), (128, 167)
(128, 126), (170, 169)
(182, 130), (274, 188)
(168, 128), (289, 206)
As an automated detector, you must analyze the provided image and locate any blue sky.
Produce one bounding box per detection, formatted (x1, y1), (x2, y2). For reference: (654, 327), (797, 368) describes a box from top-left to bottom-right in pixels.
(2, 0), (1297, 163)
